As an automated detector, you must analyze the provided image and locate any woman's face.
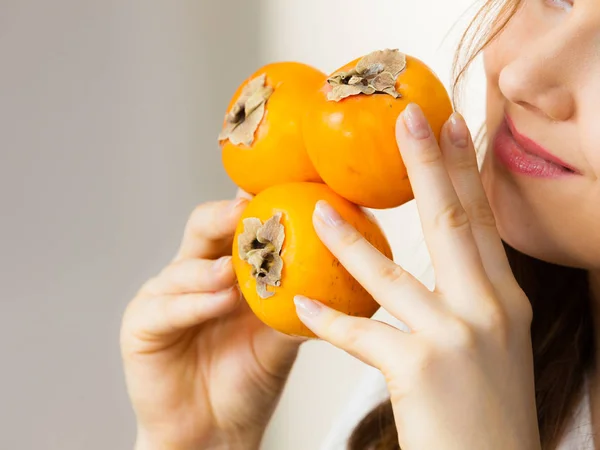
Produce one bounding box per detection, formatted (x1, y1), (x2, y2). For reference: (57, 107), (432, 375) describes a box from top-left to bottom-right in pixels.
(481, 0), (600, 270)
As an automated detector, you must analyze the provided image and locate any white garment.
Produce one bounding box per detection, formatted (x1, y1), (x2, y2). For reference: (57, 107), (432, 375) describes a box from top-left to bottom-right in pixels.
(320, 366), (390, 450)
(557, 386), (594, 450)
(321, 368), (595, 449)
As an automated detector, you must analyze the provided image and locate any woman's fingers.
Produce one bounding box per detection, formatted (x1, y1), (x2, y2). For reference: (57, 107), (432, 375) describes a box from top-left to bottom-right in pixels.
(126, 287), (242, 338)
(439, 115), (515, 287)
(396, 104), (489, 296)
(235, 187), (254, 201)
(173, 198), (248, 262)
(312, 201), (440, 329)
(294, 295), (406, 371)
(141, 256), (236, 296)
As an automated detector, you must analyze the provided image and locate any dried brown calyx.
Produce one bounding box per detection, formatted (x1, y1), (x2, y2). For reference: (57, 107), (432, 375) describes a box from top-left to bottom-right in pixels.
(238, 213), (285, 299)
(218, 73), (274, 146)
(326, 49), (407, 102)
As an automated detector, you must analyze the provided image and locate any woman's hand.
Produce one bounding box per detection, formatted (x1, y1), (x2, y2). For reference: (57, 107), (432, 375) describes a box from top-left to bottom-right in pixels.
(294, 104), (540, 450)
(121, 193), (302, 450)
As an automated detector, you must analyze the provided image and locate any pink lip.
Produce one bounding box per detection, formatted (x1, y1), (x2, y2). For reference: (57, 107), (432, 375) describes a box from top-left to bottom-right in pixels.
(492, 116), (580, 178)
(505, 116), (579, 173)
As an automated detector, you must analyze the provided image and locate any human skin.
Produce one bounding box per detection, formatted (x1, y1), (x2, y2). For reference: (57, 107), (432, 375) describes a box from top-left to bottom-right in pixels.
(121, 0), (600, 448)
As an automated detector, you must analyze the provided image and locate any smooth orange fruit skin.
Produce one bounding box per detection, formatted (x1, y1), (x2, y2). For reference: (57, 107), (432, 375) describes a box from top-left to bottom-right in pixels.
(232, 182), (393, 338)
(303, 54), (454, 209)
(220, 62), (326, 195)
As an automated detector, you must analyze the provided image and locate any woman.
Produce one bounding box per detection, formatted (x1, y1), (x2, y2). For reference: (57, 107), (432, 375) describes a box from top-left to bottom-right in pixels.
(120, 0), (600, 448)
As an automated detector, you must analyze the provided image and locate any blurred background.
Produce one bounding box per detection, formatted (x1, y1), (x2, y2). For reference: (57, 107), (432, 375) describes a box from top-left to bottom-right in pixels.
(0, 1), (485, 449)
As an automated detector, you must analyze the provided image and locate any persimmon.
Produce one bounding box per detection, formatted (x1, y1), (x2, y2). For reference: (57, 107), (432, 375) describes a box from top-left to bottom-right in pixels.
(302, 49), (454, 209)
(219, 62), (326, 195)
(232, 182), (392, 338)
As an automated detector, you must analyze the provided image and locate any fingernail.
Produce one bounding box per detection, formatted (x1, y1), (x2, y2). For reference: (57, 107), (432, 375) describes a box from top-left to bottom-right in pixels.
(213, 255), (231, 272)
(402, 103), (431, 140)
(228, 198), (247, 215)
(314, 200), (343, 227)
(294, 296), (322, 318)
(448, 112), (469, 148)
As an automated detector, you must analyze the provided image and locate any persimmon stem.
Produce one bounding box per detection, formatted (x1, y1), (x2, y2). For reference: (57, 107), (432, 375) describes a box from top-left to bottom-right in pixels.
(237, 213), (284, 299)
(327, 49), (406, 102)
(218, 74), (273, 146)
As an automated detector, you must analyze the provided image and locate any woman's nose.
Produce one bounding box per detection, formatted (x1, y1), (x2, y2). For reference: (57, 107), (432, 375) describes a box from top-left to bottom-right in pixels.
(498, 25), (578, 122)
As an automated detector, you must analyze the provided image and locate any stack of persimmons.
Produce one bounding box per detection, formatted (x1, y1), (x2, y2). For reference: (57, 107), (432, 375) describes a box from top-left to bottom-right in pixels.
(217, 49), (453, 337)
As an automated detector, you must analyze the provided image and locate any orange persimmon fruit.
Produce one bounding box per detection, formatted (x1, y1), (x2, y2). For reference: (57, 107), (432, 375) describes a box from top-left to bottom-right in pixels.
(219, 62), (326, 195)
(232, 182), (392, 338)
(302, 49), (454, 209)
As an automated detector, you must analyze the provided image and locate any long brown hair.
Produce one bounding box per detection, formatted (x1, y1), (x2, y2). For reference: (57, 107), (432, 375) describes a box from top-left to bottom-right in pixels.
(348, 1), (595, 448)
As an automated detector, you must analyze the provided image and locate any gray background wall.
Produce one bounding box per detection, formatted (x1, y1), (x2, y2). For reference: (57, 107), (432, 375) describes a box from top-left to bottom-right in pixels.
(0, 1), (259, 448)
(0, 1), (483, 449)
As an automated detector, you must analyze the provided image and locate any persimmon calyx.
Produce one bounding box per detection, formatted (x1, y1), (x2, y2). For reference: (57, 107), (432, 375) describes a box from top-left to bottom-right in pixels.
(218, 73), (274, 146)
(238, 213), (284, 299)
(326, 49), (406, 102)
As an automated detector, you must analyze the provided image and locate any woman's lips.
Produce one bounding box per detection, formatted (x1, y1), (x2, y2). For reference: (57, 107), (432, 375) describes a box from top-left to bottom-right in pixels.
(492, 117), (580, 178)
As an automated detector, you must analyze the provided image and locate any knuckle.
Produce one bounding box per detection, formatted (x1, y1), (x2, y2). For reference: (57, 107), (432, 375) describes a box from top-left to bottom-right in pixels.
(159, 261), (179, 278)
(477, 301), (510, 341)
(140, 276), (160, 293)
(120, 297), (142, 335)
(520, 300), (534, 326)
(189, 202), (209, 226)
(189, 202), (219, 231)
(495, 283), (532, 330)
(465, 199), (497, 228)
(338, 227), (363, 249)
(330, 315), (366, 350)
(483, 303), (508, 330)
(435, 202), (470, 231)
(120, 296), (160, 350)
(378, 263), (408, 286)
(511, 295), (534, 329)
(443, 318), (477, 350)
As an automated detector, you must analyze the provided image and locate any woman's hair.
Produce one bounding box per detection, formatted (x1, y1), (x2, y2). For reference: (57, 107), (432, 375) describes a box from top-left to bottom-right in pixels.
(348, 1), (595, 449)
